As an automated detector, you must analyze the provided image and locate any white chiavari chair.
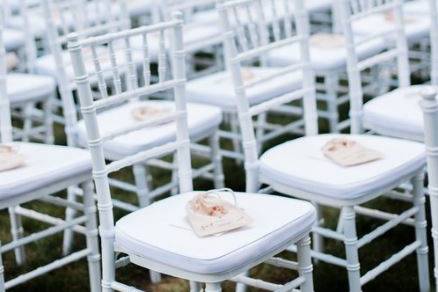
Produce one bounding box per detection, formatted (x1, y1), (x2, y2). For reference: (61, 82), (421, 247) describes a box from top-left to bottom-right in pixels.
(187, 0), (313, 163)
(36, 0), (225, 264)
(68, 14), (317, 292)
(220, 0), (431, 291)
(266, 7), (386, 133)
(339, 0), (438, 143)
(1, 3), (56, 145)
(421, 89), (438, 290)
(0, 10), (100, 291)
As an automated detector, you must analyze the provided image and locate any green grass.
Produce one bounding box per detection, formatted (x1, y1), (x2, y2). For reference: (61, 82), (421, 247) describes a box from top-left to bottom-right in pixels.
(1, 99), (433, 292)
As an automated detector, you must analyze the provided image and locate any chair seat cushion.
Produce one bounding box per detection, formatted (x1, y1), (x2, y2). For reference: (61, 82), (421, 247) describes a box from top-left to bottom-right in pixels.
(260, 134), (425, 204)
(7, 73), (56, 104)
(267, 35), (384, 71)
(352, 11), (430, 42)
(4, 29), (24, 51)
(186, 67), (302, 110)
(0, 143), (91, 200)
(115, 192), (315, 275)
(77, 101), (222, 159)
(363, 85), (435, 141)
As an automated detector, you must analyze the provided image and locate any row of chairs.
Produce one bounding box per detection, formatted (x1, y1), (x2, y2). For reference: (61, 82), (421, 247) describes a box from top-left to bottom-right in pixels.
(1, 0), (438, 291)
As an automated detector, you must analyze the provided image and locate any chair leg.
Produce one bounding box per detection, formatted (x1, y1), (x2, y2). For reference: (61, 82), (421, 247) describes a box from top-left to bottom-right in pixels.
(81, 181), (101, 292)
(205, 283), (221, 292)
(190, 281), (202, 292)
(412, 174), (431, 292)
(342, 206), (361, 292)
(43, 95), (54, 144)
(133, 164), (151, 207)
(170, 154), (179, 196)
(8, 206), (26, 265)
(132, 164), (161, 283)
(63, 187), (77, 255)
(0, 241), (4, 292)
(325, 74), (339, 134)
(209, 131), (224, 189)
(297, 235), (315, 292)
(429, 178), (438, 289)
(22, 103), (34, 142)
(312, 203), (324, 258)
(230, 113), (242, 163)
(255, 113), (267, 154)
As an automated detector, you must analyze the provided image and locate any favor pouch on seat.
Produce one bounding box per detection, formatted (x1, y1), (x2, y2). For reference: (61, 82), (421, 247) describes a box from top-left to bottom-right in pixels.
(322, 138), (383, 167)
(186, 188), (252, 237)
(0, 145), (25, 172)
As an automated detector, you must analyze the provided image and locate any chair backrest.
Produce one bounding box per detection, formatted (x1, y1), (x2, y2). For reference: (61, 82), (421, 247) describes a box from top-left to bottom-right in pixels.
(38, 0), (131, 146)
(429, 0), (438, 86)
(336, 0), (410, 134)
(68, 12), (192, 241)
(218, 0), (316, 192)
(0, 8), (13, 144)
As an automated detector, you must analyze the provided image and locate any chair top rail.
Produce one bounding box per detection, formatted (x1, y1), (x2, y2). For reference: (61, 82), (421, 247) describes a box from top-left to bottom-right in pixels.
(77, 19), (182, 47)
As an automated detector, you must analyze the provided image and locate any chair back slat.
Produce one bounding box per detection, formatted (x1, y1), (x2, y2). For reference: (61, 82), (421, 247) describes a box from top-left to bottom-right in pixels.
(336, 0), (409, 134)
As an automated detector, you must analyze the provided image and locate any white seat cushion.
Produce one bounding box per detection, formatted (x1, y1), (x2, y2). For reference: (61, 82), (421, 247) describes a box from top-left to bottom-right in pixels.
(115, 192), (315, 275)
(7, 73), (56, 104)
(267, 35), (384, 71)
(77, 101), (222, 159)
(352, 12), (430, 42)
(4, 29), (25, 51)
(363, 85), (435, 141)
(260, 134), (425, 204)
(0, 143), (91, 200)
(186, 67), (302, 110)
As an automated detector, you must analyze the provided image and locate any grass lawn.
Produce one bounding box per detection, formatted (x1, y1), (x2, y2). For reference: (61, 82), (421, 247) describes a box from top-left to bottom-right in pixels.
(0, 94), (433, 292)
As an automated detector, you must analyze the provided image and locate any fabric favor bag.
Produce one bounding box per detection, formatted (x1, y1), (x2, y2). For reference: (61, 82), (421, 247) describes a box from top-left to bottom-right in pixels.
(0, 145), (25, 172)
(309, 33), (345, 49)
(131, 104), (173, 124)
(322, 138), (383, 167)
(186, 188), (252, 237)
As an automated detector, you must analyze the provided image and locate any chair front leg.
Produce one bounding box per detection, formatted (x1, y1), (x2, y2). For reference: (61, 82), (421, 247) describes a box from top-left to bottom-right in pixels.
(297, 235), (315, 292)
(412, 173), (431, 292)
(81, 181), (101, 292)
(0, 241), (4, 292)
(205, 283), (222, 292)
(342, 206), (361, 292)
(209, 131), (225, 189)
(8, 206), (26, 265)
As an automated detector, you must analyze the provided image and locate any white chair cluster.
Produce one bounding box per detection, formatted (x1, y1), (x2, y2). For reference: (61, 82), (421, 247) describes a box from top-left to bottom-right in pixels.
(1, 0), (438, 291)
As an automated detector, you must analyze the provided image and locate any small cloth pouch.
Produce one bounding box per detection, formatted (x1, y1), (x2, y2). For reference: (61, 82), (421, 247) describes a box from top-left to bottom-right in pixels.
(6, 53), (19, 71)
(131, 104), (173, 124)
(0, 145), (25, 172)
(322, 138), (383, 167)
(186, 188), (252, 237)
(309, 33), (345, 49)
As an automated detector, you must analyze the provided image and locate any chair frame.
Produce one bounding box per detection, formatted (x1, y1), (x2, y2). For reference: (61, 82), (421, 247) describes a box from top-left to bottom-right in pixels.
(222, 0), (430, 291)
(37, 0), (224, 262)
(69, 13), (314, 292)
(0, 8), (100, 291)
